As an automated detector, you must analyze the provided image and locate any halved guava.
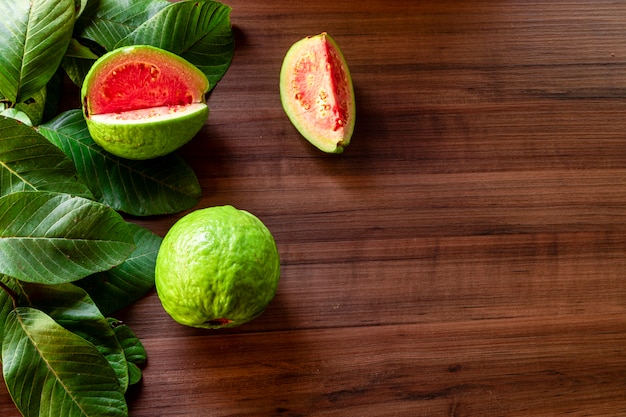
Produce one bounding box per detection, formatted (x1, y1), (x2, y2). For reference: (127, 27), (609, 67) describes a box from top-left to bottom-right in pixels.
(82, 45), (210, 160)
(280, 32), (356, 154)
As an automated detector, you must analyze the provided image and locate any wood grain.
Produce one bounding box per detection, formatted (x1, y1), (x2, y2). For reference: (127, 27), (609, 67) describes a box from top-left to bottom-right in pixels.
(3, 0), (626, 415)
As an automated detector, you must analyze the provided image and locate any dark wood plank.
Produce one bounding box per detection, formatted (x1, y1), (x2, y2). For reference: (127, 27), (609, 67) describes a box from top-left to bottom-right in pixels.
(3, 0), (626, 415)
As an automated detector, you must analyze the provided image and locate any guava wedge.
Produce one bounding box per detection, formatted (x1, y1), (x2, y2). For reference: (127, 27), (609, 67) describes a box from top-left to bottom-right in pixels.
(280, 32), (355, 154)
(82, 45), (210, 160)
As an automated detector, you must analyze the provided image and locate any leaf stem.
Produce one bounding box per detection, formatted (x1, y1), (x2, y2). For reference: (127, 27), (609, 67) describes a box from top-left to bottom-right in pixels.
(0, 278), (19, 309)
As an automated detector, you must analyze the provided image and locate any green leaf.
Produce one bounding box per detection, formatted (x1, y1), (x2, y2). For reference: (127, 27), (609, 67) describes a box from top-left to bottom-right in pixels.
(14, 85), (47, 126)
(0, 108), (32, 126)
(74, 0), (88, 18)
(61, 38), (100, 87)
(20, 282), (130, 393)
(39, 110), (202, 216)
(65, 38), (100, 60)
(0, 191), (135, 284)
(0, 116), (93, 198)
(116, 0), (235, 90)
(66, 0), (169, 87)
(42, 69), (64, 125)
(62, 54), (98, 88)
(0, 275), (20, 356)
(74, 0), (171, 51)
(76, 222), (161, 316)
(0, 0), (75, 103)
(109, 318), (147, 386)
(2, 307), (128, 417)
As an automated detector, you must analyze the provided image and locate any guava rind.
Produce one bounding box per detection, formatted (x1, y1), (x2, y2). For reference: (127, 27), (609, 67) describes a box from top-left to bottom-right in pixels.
(86, 103), (208, 160)
(155, 205), (281, 330)
(280, 32), (356, 154)
(81, 45), (210, 160)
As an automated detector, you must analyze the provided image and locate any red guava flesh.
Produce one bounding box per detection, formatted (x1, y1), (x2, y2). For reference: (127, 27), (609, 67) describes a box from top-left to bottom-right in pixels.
(291, 40), (350, 132)
(83, 46), (208, 117)
(280, 32), (355, 153)
(96, 62), (193, 114)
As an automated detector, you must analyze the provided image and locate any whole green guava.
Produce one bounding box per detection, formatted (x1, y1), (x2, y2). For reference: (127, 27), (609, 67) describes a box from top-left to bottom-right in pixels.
(155, 205), (281, 329)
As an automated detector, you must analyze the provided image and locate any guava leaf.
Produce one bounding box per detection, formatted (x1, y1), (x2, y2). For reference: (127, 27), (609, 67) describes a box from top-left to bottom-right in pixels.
(0, 116), (93, 198)
(20, 282), (130, 393)
(0, 108), (32, 126)
(2, 307), (128, 417)
(42, 69), (64, 125)
(0, 191), (135, 284)
(65, 38), (100, 60)
(0, 0), (75, 103)
(116, 0), (235, 90)
(74, 0), (171, 51)
(14, 85), (47, 126)
(109, 318), (147, 386)
(0, 275), (20, 356)
(76, 223), (161, 316)
(62, 54), (98, 88)
(66, 0), (168, 87)
(74, 0), (88, 18)
(61, 39), (101, 87)
(39, 110), (202, 216)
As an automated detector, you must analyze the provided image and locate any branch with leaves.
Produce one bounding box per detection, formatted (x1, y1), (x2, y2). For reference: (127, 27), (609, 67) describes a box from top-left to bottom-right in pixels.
(0, 0), (235, 415)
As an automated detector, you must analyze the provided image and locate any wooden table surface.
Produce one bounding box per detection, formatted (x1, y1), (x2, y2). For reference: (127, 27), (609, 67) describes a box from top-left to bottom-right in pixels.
(4, 0), (626, 416)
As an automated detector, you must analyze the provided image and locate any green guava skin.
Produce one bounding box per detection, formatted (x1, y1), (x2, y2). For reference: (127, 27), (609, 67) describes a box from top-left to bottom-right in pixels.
(81, 45), (210, 160)
(85, 104), (208, 160)
(155, 205), (281, 329)
(280, 32), (356, 154)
